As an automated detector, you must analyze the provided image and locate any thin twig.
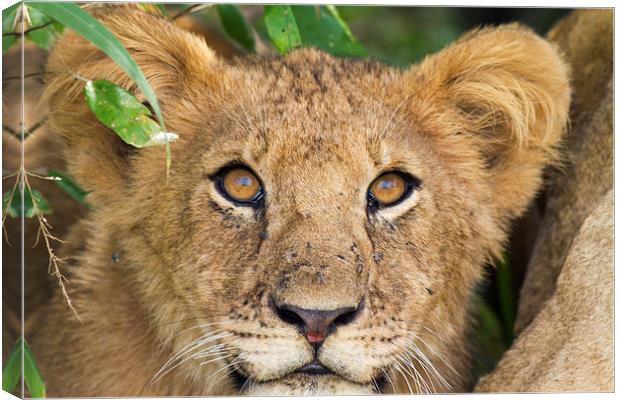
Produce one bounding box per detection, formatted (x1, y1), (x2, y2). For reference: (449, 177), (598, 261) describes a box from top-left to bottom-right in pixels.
(26, 171), (59, 181)
(25, 119), (44, 136)
(3, 118), (45, 140)
(23, 174), (80, 321)
(172, 4), (212, 20)
(3, 20), (54, 37)
(2, 170), (80, 320)
(2, 124), (16, 136)
(3, 71), (44, 82)
(2, 171), (19, 180)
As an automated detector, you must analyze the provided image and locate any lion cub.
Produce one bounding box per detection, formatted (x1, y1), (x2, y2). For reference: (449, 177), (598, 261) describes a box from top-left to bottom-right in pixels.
(33, 5), (570, 396)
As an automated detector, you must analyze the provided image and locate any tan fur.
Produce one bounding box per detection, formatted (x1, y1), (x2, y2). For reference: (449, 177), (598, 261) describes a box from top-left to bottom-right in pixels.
(32, 5), (569, 396)
(475, 9), (613, 392)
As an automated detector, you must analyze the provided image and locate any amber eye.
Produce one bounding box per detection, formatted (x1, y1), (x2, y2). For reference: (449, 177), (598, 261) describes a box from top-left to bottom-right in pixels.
(367, 171), (418, 209)
(215, 166), (264, 206)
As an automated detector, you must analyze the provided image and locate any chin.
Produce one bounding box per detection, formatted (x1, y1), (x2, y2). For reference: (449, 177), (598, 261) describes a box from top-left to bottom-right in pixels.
(243, 374), (377, 396)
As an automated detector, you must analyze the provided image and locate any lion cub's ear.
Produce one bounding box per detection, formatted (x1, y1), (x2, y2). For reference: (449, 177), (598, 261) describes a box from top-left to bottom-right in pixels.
(406, 24), (571, 223)
(42, 5), (221, 206)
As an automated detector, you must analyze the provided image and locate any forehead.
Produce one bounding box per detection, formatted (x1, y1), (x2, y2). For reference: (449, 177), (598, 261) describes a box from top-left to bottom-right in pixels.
(212, 50), (408, 172)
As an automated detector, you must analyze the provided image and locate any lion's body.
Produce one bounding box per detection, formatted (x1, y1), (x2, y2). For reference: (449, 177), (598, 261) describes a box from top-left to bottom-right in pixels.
(24, 5), (588, 396)
(475, 9), (613, 392)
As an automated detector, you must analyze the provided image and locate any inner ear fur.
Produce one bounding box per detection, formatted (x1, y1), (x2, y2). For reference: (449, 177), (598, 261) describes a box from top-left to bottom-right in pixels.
(407, 24), (571, 223)
(42, 5), (221, 206)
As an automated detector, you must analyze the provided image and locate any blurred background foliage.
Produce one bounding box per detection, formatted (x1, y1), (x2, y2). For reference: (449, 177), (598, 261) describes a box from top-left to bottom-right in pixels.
(171, 5), (570, 65)
(339, 7), (570, 66)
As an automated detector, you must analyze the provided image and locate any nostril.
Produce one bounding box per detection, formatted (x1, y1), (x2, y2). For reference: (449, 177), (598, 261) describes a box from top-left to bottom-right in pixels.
(334, 297), (364, 326)
(333, 306), (361, 327)
(274, 304), (306, 330)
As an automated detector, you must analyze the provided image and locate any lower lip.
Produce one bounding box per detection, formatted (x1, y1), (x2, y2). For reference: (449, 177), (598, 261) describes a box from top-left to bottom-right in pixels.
(295, 360), (331, 375)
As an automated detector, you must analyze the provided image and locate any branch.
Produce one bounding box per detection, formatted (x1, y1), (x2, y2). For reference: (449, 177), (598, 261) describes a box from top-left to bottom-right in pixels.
(26, 119), (44, 136)
(3, 20), (54, 37)
(3, 118), (46, 139)
(2, 124), (16, 136)
(3, 71), (44, 82)
(24, 174), (80, 322)
(172, 4), (211, 20)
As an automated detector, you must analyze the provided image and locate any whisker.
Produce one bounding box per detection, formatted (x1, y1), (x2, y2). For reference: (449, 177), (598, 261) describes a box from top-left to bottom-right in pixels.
(396, 337), (438, 387)
(159, 329), (226, 368)
(410, 332), (463, 381)
(395, 352), (425, 393)
(159, 320), (231, 349)
(193, 345), (236, 360)
(391, 359), (414, 394)
(397, 334), (454, 389)
(199, 353), (234, 368)
(379, 366), (397, 394)
(401, 350), (434, 393)
(205, 356), (246, 392)
(151, 331), (232, 383)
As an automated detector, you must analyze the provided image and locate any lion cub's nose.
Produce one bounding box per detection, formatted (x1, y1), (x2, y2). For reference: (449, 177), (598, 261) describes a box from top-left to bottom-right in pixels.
(272, 301), (362, 344)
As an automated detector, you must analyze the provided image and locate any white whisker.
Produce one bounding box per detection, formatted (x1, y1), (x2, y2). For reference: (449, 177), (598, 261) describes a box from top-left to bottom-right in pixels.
(391, 359), (414, 394)
(151, 330), (232, 384)
(379, 366), (397, 394)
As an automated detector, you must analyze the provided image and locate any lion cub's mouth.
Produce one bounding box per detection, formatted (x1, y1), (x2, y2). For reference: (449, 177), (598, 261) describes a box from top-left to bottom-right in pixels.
(228, 360), (387, 394)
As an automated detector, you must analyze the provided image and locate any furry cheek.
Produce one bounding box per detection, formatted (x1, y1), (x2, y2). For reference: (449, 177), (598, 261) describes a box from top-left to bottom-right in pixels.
(319, 339), (390, 383)
(225, 334), (313, 381)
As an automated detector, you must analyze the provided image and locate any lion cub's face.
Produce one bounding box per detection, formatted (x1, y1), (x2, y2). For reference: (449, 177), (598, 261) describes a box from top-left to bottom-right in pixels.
(125, 51), (491, 394)
(47, 9), (569, 395)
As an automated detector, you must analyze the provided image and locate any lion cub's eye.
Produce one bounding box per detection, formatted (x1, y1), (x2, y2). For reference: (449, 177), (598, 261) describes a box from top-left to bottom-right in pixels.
(367, 171), (418, 209)
(215, 166), (264, 206)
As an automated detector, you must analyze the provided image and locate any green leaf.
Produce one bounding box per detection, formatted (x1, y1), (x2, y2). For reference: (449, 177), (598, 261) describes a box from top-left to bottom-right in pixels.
(47, 170), (89, 204)
(3, 337), (46, 397)
(28, 2), (164, 129)
(217, 5), (254, 51)
(24, 339), (46, 397)
(27, 187), (52, 218)
(264, 5), (301, 54)
(470, 293), (507, 379)
(2, 337), (21, 394)
(3, 185), (51, 218)
(84, 79), (161, 148)
(2, 2), (19, 32)
(25, 5), (63, 50)
(291, 6), (366, 57)
(2, 2), (20, 54)
(28, 2), (171, 165)
(496, 253), (516, 344)
(3, 189), (18, 218)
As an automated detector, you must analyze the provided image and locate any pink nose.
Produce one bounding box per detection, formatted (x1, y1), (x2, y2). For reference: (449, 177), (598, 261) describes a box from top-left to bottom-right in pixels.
(305, 332), (325, 343)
